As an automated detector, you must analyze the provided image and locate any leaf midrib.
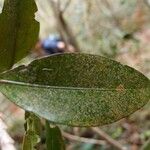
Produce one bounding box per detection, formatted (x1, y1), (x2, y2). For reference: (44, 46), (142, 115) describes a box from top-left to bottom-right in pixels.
(0, 79), (148, 91)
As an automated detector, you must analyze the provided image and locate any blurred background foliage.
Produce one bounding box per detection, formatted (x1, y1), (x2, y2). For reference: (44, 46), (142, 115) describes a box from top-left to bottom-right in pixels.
(0, 0), (150, 150)
(36, 0), (150, 56)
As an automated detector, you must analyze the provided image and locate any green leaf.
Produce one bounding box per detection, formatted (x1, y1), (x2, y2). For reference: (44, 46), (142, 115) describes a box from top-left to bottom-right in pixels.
(0, 53), (149, 126)
(0, 0), (39, 73)
(46, 121), (65, 150)
(22, 113), (41, 150)
(141, 139), (150, 150)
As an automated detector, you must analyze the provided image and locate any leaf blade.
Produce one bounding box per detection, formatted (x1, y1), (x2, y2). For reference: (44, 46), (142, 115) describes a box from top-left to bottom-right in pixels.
(46, 121), (65, 150)
(22, 112), (41, 150)
(0, 53), (149, 126)
(0, 0), (39, 72)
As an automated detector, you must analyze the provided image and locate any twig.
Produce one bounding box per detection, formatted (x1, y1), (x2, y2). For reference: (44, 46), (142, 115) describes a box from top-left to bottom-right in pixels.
(62, 131), (106, 145)
(62, 0), (72, 14)
(49, 0), (80, 52)
(92, 127), (126, 150)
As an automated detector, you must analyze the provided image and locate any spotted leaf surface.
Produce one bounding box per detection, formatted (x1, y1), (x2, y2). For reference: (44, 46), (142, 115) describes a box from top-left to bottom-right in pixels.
(0, 53), (149, 126)
(0, 0), (39, 72)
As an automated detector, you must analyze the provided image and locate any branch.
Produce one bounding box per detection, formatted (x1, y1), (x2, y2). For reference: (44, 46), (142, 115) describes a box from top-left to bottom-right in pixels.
(92, 127), (126, 150)
(62, 131), (106, 145)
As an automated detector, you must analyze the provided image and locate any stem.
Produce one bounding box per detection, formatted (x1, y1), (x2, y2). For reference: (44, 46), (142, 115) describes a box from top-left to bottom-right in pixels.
(92, 127), (126, 150)
(62, 131), (106, 145)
